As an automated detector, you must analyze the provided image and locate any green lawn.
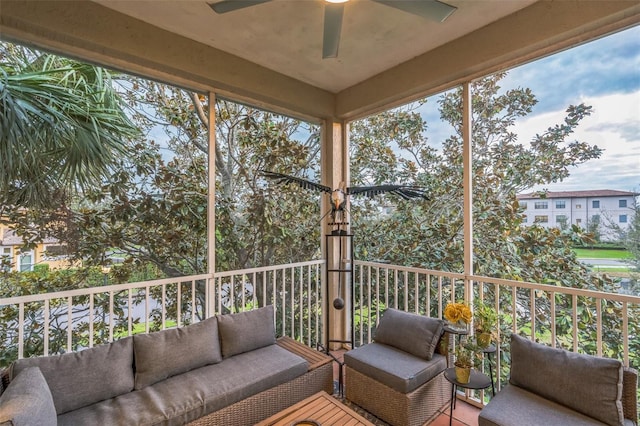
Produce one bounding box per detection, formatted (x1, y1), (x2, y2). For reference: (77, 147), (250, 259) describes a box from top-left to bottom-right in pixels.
(573, 248), (632, 260)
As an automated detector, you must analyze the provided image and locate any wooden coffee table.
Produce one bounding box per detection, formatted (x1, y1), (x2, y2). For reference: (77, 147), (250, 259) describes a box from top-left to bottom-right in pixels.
(255, 391), (375, 426)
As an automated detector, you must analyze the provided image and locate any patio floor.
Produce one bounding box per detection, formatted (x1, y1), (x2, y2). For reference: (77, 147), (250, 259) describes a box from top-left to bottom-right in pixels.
(330, 349), (481, 426)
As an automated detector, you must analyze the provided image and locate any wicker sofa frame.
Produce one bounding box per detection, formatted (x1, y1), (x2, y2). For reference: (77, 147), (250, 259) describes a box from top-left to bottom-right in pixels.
(187, 336), (333, 426)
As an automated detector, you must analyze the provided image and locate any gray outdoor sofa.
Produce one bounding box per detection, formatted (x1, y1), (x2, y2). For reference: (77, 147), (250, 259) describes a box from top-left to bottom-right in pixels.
(0, 305), (333, 426)
(479, 334), (638, 426)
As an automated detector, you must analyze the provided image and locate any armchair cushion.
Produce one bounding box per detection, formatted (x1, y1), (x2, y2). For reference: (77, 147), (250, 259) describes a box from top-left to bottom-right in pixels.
(0, 367), (56, 426)
(509, 334), (624, 426)
(374, 308), (443, 360)
(344, 342), (446, 393)
(133, 315), (222, 390)
(218, 305), (276, 358)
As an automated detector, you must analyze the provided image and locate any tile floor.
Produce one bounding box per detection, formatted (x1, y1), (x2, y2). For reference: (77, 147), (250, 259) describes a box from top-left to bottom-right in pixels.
(330, 349), (481, 426)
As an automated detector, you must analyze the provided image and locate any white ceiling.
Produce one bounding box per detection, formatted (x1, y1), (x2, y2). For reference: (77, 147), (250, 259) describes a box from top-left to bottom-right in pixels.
(95, 0), (537, 93)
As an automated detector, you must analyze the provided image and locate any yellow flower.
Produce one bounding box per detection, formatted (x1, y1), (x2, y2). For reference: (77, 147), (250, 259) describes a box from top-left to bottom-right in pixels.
(444, 302), (472, 324)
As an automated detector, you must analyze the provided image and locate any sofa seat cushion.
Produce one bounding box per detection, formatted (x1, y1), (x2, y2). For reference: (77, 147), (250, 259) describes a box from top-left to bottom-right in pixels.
(9, 337), (134, 415)
(344, 342), (446, 394)
(510, 334), (624, 426)
(478, 385), (632, 426)
(0, 367), (56, 426)
(57, 344), (308, 426)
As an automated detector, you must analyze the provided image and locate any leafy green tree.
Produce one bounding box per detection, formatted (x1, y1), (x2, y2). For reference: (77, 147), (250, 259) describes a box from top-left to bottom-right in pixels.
(349, 74), (638, 382)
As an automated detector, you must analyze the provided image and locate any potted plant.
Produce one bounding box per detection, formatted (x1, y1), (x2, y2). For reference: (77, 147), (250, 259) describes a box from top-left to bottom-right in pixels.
(454, 340), (478, 383)
(473, 300), (498, 348)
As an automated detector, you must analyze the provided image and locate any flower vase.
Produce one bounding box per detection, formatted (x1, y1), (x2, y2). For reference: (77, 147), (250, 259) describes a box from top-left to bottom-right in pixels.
(455, 365), (471, 383)
(446, 321), (468, 333)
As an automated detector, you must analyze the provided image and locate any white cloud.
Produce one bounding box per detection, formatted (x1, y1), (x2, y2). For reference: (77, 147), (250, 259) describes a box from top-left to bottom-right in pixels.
(511, 91), (640, 192)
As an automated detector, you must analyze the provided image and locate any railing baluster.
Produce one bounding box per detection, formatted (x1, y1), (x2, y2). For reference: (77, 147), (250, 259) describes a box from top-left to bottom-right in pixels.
(550, 291), (556, 348)
(511, 287), (517, 334)
(18, 302), (24, 359)
(67, 296), (73, 352)
(109, 291), (114, 341)
(290, 267), (294, 338)
(128, 289), (133, 336)
(145, 286), (150, 334)
(530, 289), (535, 340)
(44, 300), (49, 356)
(414, 272), (419, 314)
(622, 301), (629, 366)
(161, 284), (167, 330)
(177, 282), (182, 328)
(89, 294), (94, 348)
(596, 298), (603, 357)
(572, 294), (578, 352)
(367, 265), (372, 344)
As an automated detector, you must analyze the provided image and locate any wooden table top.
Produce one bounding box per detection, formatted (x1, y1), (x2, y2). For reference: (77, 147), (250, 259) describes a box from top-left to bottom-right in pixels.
(255, 391), (375, 426)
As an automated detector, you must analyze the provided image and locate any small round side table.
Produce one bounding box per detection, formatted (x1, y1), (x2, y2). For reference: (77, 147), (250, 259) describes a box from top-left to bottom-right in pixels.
(482, 343), (496, 396)
(444, 367), (491, 426)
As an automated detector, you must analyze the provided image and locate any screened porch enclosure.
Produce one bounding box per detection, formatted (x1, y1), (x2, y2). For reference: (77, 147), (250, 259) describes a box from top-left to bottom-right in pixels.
(1, 0), (639, 417)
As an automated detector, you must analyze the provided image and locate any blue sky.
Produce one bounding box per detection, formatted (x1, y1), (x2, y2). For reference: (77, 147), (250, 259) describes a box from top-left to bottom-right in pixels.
(416, 25), (639, 194)
(502, 25), (640, 193)
(503, 26), (640, 191)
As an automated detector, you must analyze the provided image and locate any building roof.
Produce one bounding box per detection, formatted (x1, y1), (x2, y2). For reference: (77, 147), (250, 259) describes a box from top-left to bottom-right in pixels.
(1, 229), (59, 246)
(517, 190), (637, 200)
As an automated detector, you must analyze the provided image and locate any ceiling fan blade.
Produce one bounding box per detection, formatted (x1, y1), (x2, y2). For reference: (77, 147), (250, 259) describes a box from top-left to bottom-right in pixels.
(373, 0), (456, 22)
(208, 0), (272, 14)
(323, 2), (345, 59)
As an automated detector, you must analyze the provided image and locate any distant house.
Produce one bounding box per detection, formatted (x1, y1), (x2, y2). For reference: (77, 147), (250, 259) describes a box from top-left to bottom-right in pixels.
(0, 224), (71, 272)
(516, 190), (637, 241)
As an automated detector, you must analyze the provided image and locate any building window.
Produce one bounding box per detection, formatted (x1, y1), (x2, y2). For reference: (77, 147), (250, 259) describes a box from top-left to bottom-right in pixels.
(43, 245), (68, 260)
(18, 251), (34, 272)
(592, 200), (600, 208)
(522, 216), (528, 223)
(556, 215), (567, 223)
(576, 218), (582, 225)
(555, 201), (566, 209)
(592, 214), (600, 222)
(1, 247), (12, 271)
(519, 202), (527, 209)
(534, 202), (548, 209)
(534, 215), (549, 223)
(576, 204), (582, 209)
(620, 215), (628, 223)
(619, 199), (627, 208)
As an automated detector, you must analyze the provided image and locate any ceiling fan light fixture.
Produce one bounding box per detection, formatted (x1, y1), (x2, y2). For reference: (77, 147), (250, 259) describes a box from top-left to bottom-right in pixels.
(326, 0), (349, 3)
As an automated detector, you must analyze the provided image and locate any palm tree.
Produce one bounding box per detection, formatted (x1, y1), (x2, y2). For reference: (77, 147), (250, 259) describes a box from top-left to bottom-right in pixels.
(0, 42), (138, 208)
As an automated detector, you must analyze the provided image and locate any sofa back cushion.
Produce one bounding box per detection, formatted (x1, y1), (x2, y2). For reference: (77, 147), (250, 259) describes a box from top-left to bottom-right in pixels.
(0, 367), (56, 426)
(217, 305), (276, 358)
(9, 337), (134, 415)
(509, 333), (624, 426)
(133, 315), (222, 390)
(373, 308), (443, 360)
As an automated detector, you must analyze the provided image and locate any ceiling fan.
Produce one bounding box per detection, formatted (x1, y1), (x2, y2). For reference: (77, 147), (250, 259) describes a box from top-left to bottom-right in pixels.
(208, 0), (457, 59)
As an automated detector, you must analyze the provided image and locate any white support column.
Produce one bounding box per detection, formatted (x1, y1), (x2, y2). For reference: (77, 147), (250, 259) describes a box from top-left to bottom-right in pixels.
(321, 118), (350, 349)
(207, 92), (217, 318)
(462, 82), (474, 304)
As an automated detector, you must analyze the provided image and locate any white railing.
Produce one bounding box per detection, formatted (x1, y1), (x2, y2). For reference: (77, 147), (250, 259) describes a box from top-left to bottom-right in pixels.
(3, 257), (638, 402)
(0, 260), (323, 367)
(353, 260), (640, 401)
(212, 260), (324, 346)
